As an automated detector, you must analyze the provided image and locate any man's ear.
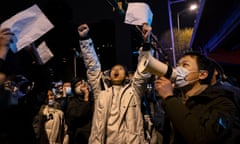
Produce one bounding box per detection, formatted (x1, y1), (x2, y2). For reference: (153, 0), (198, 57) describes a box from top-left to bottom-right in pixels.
(199, 70), (208, 80)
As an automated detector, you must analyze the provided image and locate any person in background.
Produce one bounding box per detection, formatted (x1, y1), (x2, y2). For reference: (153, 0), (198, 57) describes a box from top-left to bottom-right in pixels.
(32, 89), (69, 144)
(61, 81), (72, 112)
(0, 27), (13, 85)
(65, 77), (93, 144)
(0, 28), (43, 144)
(154, 51), (240, 144)
(0, 27), (13, 107)
(52, 80), (69, 112)
(210, 58), (240, 111)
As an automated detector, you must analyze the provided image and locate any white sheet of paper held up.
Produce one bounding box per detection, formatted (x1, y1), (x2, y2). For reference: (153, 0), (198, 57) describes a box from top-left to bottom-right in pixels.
(1, 4), (54, 53)
(37, 41), (54, 64)
(124, 3), (153, 26)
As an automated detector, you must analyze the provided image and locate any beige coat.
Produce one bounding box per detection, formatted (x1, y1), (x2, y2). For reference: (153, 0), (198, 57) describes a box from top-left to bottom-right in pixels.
(32, 105), (69, 144)
(80, 39), (151, 144)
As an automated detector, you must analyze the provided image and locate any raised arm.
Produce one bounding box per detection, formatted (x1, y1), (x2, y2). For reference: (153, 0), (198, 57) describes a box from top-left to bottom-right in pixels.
(78, 24), (103, 98)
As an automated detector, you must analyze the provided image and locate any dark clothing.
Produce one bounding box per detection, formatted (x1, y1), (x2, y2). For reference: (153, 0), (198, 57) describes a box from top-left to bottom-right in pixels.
(0, 103), (37, 144)
(66, 96), (93, 144)
(0, 63), (49, 144)
(162, 86), (240, 144)
(0, 58), (8, 75)
(0, 59), (5, 73)
(128, 0), (151, 4)
(215, 81), (240, 111)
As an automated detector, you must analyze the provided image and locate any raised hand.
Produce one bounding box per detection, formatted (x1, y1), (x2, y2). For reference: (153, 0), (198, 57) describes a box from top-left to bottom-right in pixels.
(77, 24), (89, 39)
(0, 28), (14, 60)
(142, 23), (152, 43)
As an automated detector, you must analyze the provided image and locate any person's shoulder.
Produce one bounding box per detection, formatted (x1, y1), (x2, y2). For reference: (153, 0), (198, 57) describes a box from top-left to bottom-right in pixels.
(208, 84), (233, 93)
(215, 82), (240, 95)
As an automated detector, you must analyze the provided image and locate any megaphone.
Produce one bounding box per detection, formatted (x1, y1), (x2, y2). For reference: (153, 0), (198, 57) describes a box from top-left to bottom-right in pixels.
(138, 53), (176, 81)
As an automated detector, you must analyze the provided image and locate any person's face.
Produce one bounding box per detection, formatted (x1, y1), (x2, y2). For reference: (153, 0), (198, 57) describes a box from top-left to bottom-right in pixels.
(63, 82), (71, 96)
(74, 80), (89, 95)
(110, 65), (127, 85)
(3, 80), (21, 105)
(3, 80), (15, 92)
(48, 90), (55, 101)
(177, 55), (200, 83)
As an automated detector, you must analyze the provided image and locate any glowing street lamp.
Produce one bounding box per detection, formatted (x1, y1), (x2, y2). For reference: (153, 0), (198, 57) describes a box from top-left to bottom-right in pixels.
(177, 4), (198, 30)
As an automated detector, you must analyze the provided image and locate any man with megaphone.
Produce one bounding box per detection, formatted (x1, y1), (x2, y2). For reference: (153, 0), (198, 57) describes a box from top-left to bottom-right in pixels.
(151, 51), (240, 144)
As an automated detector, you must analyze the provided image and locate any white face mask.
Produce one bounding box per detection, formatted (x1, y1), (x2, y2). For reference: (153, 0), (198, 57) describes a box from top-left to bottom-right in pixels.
(9, 88), (27, 105)
(175, 67), (199, 88)
(65, 87), (72, 96)
(48, 99), (55, 106)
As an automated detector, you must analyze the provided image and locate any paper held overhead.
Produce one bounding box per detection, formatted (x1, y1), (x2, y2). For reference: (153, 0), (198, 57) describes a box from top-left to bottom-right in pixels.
(37, 41), (54, 64)
(1, 4), (54, 53)
(124, 2), (153, 26)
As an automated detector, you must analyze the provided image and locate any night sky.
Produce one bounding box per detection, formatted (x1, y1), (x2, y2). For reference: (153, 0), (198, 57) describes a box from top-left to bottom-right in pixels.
(0, 0), (199, 82)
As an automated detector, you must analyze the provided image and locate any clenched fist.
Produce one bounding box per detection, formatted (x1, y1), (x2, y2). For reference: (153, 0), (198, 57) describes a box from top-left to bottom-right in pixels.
(78, 24), (89, 39)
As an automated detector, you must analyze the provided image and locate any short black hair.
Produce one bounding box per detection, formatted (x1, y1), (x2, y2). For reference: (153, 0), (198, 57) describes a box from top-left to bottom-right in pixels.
(182, 51), (215, 84)
(70, 77), (86, 95)
(110, 64), (129, 77)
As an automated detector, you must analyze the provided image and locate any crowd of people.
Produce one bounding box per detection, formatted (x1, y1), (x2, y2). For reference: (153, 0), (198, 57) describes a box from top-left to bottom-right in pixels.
(1, 1), (240, 144)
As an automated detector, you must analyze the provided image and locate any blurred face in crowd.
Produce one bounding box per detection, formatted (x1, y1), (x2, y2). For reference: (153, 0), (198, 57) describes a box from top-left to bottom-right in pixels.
(2, 80), (14, 92)
(48, 89), (55, 106)
(2, 80), (19, 105)
(63, 82), (71, 97)
(110, 65), (127, 85)
(74, 80), (89, 95)
(48, 90), (55, 101)
(54, 81), (63, 98)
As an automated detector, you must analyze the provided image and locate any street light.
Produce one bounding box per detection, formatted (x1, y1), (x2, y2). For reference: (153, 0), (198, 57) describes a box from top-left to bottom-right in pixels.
(177, 4), (198, 31)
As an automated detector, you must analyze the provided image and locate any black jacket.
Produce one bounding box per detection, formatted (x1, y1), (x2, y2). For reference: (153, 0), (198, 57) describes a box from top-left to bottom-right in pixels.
(162, 86), (240, 144)
(65, 95), (93, 144)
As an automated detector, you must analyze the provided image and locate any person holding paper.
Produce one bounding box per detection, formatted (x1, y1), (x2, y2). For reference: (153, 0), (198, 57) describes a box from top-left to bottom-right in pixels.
(1, 4), (54, 53)
(78, 22), (152, 144)
(124, 0), (153, 26)
(0, 27), (14, 85)
(0, 27), (52, 144)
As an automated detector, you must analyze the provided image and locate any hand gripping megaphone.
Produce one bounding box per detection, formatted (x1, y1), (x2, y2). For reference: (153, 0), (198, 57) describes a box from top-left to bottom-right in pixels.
(138, 53), (176, 81)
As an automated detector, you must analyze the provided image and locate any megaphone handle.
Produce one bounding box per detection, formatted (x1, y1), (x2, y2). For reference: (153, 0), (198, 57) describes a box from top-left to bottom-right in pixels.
(164, 65), (173, 79)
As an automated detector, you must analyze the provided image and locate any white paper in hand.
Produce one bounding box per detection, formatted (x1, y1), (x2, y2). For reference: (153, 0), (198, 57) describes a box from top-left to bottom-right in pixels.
(1, 4), (54, 53)
(124, 3), (153, 26)
(37, 41), (54, 64)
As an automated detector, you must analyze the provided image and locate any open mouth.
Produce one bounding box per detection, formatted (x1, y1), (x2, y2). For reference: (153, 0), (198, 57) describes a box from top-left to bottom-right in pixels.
(114, 73), (119, 77)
